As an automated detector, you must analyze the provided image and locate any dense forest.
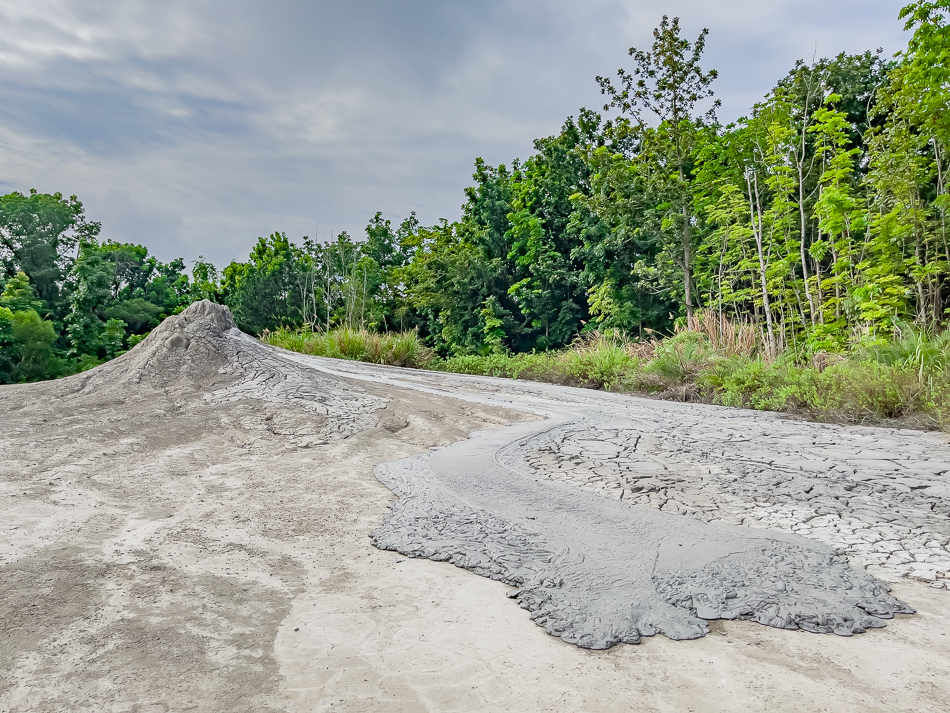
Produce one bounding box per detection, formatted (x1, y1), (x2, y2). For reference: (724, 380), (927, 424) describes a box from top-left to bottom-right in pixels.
(2, 1), (949, 385)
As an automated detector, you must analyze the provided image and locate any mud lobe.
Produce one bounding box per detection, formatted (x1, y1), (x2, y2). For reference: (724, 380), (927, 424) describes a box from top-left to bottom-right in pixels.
(371, 417), (913, 650)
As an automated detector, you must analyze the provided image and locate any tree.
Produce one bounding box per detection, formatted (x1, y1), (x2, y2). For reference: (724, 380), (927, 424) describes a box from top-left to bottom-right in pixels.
(570, 112), (675, 335)
(0, 276), (64, 382)
(597, 16), (720, 322)
(64, 238), (189, 360)
(0, 190), (99, 316)
(506, 117), (595, 348)
(222, 232), (306, 334)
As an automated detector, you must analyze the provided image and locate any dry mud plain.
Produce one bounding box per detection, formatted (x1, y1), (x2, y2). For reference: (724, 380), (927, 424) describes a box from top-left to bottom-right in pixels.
(2, 301), (950, 712)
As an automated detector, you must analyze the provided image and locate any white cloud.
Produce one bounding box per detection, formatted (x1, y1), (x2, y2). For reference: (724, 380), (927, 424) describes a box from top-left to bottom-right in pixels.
(0, 0), (909, 265)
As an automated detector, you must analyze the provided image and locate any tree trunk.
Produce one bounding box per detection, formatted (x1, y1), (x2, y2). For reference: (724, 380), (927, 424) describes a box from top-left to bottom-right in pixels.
(747, 171), (777, 357)
(682, 213), (694, 323)
(797, 164), (815, 324)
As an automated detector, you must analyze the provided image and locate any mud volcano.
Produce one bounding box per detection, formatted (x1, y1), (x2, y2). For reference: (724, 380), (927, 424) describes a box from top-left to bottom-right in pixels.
(87, 303), (913, 649)
(7, 302), (914, 654)
(74, 299), (385, 439)
(6, 302), (949, 711)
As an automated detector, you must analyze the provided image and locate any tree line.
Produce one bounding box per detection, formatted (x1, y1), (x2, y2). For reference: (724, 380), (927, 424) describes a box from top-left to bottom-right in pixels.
(2, 1), (948, 382)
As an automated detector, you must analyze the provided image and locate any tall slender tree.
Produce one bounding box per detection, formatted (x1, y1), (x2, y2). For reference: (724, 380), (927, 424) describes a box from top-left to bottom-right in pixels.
(597, 16), (720, 322)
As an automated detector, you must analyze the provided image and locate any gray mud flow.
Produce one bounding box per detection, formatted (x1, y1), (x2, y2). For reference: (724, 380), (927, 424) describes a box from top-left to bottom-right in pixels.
(284, 355), (915, 650)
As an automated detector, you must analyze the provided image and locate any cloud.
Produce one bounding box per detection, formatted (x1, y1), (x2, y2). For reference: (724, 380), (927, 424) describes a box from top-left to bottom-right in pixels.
(0, 0), (909, 266)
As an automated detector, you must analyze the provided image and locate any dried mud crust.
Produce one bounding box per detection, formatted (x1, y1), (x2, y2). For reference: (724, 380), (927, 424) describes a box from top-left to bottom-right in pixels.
(525, 420), (950, 589)
(1, 302), (947, 710)
(371, 427), (911, 650)
(70, 298), (387, 441)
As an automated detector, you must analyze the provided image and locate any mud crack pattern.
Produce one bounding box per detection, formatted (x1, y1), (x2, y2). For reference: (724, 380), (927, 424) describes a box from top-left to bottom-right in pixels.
(257, 354), (944, 649)
(526, 419), (950, 589)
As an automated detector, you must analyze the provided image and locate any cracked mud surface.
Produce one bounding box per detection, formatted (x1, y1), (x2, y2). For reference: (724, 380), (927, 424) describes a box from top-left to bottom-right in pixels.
(3, 302), (950, 711)
(301, 357), (950, 595)
(527, 421), (950, 589)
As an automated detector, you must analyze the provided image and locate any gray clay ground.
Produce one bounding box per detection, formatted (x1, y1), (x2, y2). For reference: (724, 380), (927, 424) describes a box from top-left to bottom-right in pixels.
(287, 357), (939, 648)
(3, 302), (950, 712)
(298, 355), (950, 594)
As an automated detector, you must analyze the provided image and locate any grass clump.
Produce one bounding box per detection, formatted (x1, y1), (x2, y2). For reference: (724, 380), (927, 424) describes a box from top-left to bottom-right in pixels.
(262, 327), (434, 369)
(432, 332), (641, 390)
(560, 332), (641, 390)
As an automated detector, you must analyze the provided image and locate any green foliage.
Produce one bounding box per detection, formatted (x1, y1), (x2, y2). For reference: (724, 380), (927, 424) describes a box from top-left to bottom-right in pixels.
(434, 332), (642, 391)
(562, 333), (640, 390)
(263, 327), (434, 369)
(0, 307), (65, 383)
(11, 2), (950, 425)
(643, 331), (716, 383)
(857, 323), (950, 374)
(0, 272), (65, 382)
(9, 309), (63, 381)
(1, 272), (42, 313)
(0, 306), (15, 380)
(64, 237), (188, 361)
(0, 190), (99, 313)
(222, 232), (305, 334)
(596, 15), (720, 322)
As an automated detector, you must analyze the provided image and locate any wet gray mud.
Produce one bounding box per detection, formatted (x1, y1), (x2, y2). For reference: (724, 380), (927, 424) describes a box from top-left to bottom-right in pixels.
(373, 419), (910, 649)
(284, 356), (920, 650)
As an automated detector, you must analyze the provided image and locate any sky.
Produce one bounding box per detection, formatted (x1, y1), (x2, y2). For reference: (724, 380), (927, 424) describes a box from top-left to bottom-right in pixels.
(0, 0), (910, 268)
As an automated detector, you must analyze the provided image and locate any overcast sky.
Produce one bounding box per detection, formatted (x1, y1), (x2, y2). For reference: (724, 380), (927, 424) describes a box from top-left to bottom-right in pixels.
(0, 0), (908, 267)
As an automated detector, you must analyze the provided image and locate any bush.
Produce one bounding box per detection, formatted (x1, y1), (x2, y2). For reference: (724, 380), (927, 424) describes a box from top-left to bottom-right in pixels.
(857, 324), (950, 375)
(562, 333), (640, 390)
(0, 308), (68, 382)
(643, 331), (716, 385)
(263, 327), (434, 369)
(433, 352), (558, 380)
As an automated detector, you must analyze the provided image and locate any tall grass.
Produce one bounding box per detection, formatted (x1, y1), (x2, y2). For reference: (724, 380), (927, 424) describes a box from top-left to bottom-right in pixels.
(433, 332), (642, 390)
(263, 327), (434, 368)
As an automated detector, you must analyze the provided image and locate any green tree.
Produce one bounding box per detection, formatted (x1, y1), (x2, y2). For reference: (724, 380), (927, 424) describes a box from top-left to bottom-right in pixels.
(9, 309), (62, 381)
(597, 15), (720, 322)
(222, 232), (306, 334)
(0, 190), (99, 316)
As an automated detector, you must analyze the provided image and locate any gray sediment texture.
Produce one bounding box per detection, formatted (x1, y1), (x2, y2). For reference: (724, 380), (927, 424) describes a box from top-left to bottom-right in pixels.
(79, 299), (384, 440)
(71, 309), (912, 651)
(371, 419), (912, 649)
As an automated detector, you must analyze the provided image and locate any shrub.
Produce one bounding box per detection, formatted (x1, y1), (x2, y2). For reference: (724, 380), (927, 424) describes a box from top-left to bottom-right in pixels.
(643, 331), (716, 385)
(561, 332), (640, 390)
(266, 322), (950, 432)
(262, 327), (434, 369)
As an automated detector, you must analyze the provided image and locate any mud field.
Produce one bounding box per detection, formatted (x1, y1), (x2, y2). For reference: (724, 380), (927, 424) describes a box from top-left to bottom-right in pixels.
(2, 301), (950, 712)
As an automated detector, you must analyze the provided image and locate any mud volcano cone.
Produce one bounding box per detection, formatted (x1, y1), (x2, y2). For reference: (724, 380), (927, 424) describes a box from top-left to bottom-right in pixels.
(77, 300), (244, 394)
(71, 301), (385, 436)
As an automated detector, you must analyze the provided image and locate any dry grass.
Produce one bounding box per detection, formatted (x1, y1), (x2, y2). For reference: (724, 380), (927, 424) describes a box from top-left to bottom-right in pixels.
(684, 311), (761, 358)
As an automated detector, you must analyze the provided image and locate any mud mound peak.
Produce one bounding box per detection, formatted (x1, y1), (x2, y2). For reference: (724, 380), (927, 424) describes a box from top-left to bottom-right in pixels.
(160, 299), (237, 336)
(88, 299), (242, 392)
(75, 299), (384, 438)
